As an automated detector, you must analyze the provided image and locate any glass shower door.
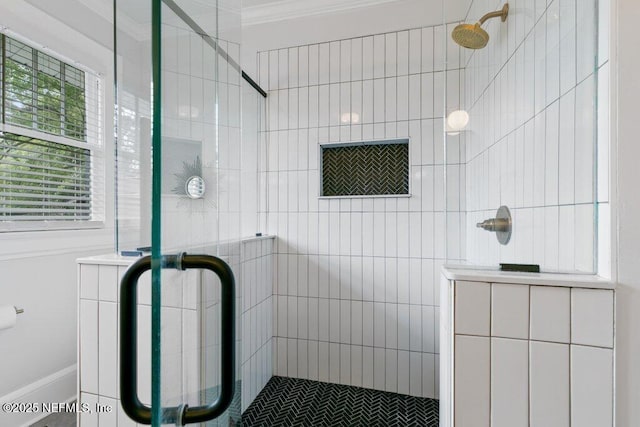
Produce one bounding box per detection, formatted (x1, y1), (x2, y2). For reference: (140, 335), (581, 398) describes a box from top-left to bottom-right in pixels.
(116, 0), (243, 425)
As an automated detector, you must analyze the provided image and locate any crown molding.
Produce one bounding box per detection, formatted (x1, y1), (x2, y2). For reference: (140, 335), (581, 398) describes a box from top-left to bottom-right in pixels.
(74, 0), (149, 41)
(242, 0), (403, 26)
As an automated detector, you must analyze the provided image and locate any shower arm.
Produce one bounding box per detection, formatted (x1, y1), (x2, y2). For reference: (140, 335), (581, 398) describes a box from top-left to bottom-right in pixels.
(478, 3), (509, 25)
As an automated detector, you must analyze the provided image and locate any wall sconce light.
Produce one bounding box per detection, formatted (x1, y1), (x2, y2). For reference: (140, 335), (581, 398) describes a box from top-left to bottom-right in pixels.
(446, 109), (470, 135)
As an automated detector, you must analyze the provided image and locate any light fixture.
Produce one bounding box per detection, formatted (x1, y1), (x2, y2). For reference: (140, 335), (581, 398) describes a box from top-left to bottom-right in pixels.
(178, 105), (200, 119)
(446, 109), (470, 135)
(341, 112), (361, 124)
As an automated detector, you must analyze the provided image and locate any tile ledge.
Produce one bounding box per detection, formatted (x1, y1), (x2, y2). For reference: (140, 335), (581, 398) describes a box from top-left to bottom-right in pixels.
(442, 264), (615, 290)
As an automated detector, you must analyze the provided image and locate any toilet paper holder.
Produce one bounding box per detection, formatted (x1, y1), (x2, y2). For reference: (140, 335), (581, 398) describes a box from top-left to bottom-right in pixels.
(14, 307), (24, 314)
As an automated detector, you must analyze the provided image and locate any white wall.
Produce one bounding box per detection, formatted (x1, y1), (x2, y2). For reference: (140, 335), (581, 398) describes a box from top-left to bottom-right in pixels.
(0, 1), (114, 423)
(613, 0), (640, 424)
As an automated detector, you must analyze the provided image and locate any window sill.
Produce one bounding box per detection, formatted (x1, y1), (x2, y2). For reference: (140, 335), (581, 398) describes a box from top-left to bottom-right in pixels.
(0, 220), (105, 233)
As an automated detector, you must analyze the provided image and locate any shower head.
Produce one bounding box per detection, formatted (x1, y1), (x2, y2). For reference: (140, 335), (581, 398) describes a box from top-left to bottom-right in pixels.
(451, 3), (509, 49)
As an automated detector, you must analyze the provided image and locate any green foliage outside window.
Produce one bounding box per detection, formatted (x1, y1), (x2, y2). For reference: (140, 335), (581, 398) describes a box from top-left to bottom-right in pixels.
(0, 35), (93, 223)
(3, 36), (86, 140)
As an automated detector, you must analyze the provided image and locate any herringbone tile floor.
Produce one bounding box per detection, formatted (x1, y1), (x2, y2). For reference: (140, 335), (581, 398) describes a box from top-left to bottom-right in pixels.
(241, 376), (439, 426)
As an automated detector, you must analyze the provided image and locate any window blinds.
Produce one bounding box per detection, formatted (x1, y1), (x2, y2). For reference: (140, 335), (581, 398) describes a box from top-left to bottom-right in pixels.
(0, 132), (91, 220)
(0, 34), (101, 224)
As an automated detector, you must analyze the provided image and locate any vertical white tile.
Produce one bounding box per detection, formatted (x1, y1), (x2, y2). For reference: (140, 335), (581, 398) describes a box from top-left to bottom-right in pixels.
(98, 302), (117, 398)
(318, 298), (329, 342)
(422, 352), (435, 398)
(385, 349), (398, 392)
(350, 300), (363, 346)
(409, 304), (422, 352)
(558, 205), (575, 271)
(571, 289), (614, 348)
(421, 73), (434, 119)
(362, 301), (374, 346)
(574, 75), (595, 204)
(397, 31), (409, 76)
(288, 47), (299, 89)
(559, 0), (577, 94)
(362, 346), (374, 389)
(98, 396), (117, 426)
(545, 101), (559, 205)
(374, 347), (386, 390)
(80, 393), (98, 427)
(373, 35), (385, 79)
(362, 36), (374, 80)
(394, 349), (409, 395)
(318, 43), (330, 85)
(492, 283), (529, 339)
(350, 345), (363, 387)
(80, 264), (99, 300)
(530, 286), (570, 343)
(491, 338), (528, 427)
(318, 341), (329, 381)
(409, 29), (421, 74)
(340, 344), (351, 385)
(298, 45), (309, 87)
(329, 41), (341, 84)
(546, 1), (561, 104)
(421, 27), (434, 73)
(308, 340), (319, 381)
(409, 351), (422, 396)
(530, 341), (570, 427)
(340, 40), (351, 83)
(385, 33), (397, 77)
(278, 49), (289, 89)
(138, 305), (151, 404)
(351, 38), (363, 81)
(422, 305), (435, 353)
(385, 303), (398, 349)
(454, 335), (490, 427)
(374, 302), (386, 348)
(287, 338), (298, 377)
(455, 281), (490, 336)
(574, 204), (594, 272)
(576, 0), (597, 82)
(80, 300), (98, 394)
(374, 78), (385, 123)
(571, 345), (614, 427)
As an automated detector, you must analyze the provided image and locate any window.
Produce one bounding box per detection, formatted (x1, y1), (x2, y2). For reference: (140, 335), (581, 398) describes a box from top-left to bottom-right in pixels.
(320, 139), (409, 197)
(0, 34), (102, 230)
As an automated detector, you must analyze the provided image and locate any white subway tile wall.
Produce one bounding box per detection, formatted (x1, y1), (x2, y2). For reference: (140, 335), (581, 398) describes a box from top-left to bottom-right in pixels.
(446, 279), (615, 427)
(159, 24), (243, 249)
(460, 0), (609, 273)
(257, 25), (463, 398)
(240, 238), (275, 412)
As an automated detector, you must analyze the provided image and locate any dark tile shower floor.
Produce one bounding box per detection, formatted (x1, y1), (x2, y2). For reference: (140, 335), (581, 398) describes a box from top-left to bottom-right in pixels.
(241, 376), (439, 427)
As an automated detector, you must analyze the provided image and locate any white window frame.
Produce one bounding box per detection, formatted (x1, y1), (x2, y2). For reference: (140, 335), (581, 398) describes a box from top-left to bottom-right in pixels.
(0, 30), (105, 233)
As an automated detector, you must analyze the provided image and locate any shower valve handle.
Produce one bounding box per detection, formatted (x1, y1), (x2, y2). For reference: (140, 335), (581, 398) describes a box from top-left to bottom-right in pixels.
(476, 206), (513, 245)
(476, 217), (510, 232)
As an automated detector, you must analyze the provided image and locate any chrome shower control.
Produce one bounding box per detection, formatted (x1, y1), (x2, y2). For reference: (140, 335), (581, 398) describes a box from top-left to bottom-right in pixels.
(476, 205), (512, 245)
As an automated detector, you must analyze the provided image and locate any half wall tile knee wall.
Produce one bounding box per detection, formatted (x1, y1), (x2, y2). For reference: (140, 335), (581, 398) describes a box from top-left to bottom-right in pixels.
(256, 25), (466, 398)
(77, 237), (274, 425)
